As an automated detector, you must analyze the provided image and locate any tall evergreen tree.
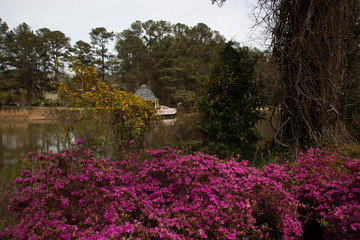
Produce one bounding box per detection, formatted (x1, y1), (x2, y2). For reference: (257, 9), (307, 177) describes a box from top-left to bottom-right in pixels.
(36, 28), (70, 84)
(199, 41), (264, 159)
(115, 21), (146, 91)
(71, 40), (94, 67)
(141, 20), (172, 89)
(0, 18), (9, 71)
(115, 21), (224, 105)
(90, 27), (114, 82)
(5, 23), (44, 100)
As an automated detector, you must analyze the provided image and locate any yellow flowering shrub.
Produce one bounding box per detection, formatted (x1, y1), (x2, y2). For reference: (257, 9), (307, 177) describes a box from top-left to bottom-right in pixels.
(57, 61), (158, 154)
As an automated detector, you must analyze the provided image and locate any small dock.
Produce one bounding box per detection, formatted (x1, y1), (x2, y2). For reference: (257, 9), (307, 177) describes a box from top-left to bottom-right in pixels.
(157, 105), (177, 116)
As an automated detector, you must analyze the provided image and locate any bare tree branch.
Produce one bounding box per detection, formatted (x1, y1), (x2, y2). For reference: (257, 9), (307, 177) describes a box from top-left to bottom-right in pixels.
(211, 0), (226, 7)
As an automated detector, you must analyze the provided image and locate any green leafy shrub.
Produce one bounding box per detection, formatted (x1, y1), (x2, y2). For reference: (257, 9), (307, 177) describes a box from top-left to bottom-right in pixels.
(198, 41), (265, 160)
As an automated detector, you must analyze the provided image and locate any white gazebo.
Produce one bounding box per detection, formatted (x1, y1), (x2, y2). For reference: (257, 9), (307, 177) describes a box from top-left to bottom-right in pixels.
(134, 84), (159, 109)
(134, 84), (177, 117)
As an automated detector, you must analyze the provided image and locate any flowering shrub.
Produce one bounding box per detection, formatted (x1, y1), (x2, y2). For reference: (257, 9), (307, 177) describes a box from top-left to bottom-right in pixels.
(263, 148), (360, 239)
(57, 61), (158, 154)
(3, 144), (359, 239)
(1, 145), (302, 239)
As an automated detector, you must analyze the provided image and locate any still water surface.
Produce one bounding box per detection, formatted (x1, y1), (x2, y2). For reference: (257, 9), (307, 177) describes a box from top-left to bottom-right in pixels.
(0, 120), (64, 172)
(0, 118), (176, 172)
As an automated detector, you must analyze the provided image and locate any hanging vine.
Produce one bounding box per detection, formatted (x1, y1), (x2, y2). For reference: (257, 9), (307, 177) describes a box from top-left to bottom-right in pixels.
(212, 0), (360, 148)
(255, 0), (359, 147)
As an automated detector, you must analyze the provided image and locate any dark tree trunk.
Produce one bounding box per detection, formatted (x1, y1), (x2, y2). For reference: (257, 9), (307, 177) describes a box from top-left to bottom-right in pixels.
(256, 0), (358, 147)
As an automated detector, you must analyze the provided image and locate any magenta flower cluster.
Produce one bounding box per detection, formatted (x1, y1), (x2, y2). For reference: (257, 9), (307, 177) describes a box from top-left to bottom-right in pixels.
(1, 146), (359, 239)
(263, 148), (360, 239)
(1, 146), (303, 239)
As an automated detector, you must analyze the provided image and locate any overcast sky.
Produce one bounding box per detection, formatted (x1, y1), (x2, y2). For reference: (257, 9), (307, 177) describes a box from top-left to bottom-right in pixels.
(0, 0), (266, 49)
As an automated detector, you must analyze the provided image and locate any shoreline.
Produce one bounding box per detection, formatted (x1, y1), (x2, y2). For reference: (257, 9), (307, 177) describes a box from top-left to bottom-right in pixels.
(0, 106), (62, 120)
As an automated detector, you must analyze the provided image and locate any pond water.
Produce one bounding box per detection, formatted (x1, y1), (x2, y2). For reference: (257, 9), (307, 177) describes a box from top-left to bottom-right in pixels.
(0, 120), (64, 172)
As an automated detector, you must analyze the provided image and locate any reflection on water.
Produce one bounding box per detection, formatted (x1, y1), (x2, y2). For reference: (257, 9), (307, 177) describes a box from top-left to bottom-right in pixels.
(0, 120), (65, 172)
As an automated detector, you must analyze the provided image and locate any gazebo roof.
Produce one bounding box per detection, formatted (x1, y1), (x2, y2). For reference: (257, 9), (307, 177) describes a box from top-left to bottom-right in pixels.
(134, 84), (159, 101)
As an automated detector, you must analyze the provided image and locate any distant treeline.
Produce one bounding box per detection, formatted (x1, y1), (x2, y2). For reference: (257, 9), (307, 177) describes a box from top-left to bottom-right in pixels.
(0, 19), (271, 107)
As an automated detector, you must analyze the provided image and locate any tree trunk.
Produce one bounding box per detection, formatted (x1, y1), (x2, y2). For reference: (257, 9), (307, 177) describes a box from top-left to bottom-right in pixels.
(147, 57), (152, 89)
(257, 0), (357, 146)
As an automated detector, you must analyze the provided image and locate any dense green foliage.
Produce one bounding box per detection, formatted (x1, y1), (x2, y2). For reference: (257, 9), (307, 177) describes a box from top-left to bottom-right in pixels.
(90, 27), (114, 82)
(199, 42), (264, 159)
(0, 18), (224, 106)
(2, 0), (360, 157)
(0, 20), (71, 103)
(70, 40), (94, 67)
(115, 20), (225, 106)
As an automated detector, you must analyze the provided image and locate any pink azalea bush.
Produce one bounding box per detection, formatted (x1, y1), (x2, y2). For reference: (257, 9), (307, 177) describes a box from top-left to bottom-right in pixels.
(2, 145), (359, 240)
(1, 146), (302, 240)
(263, 148), (360, 239)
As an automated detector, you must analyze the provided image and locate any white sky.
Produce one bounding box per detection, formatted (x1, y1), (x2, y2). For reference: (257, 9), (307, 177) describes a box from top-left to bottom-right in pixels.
(0, 0), (266, 50)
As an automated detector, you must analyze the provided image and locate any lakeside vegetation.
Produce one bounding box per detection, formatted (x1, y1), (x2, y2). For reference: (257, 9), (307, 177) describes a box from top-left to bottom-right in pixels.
(1, 0), (360, 238)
